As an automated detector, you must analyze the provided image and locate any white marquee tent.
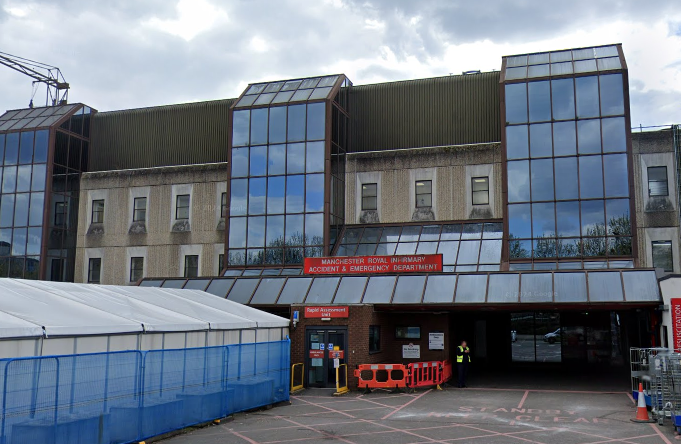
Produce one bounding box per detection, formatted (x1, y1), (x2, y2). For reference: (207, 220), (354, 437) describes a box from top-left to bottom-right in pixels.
(0, 278), (289, 359)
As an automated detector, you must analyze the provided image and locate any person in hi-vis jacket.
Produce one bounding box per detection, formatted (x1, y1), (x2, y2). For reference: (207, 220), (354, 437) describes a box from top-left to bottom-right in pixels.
(456, 340), (471, 388)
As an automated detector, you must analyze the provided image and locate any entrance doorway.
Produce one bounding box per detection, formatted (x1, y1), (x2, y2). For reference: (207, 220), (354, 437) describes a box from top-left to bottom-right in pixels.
(305, 327), (347, 388)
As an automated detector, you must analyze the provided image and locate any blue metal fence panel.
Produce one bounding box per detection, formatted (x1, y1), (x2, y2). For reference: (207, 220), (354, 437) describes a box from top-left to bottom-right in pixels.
(0, 340), (290, 444)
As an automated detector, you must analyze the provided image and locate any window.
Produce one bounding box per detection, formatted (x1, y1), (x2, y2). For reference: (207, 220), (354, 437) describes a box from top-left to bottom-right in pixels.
(415, 180), (432, 207)
(88, 257), (101, 283)
(369, 325), (381, 353)
(361, 183), (377, 211)
(648, 167), (669, 197)
(130, 257), (144, 282)
(652, 241), (673, 272)
(176, 194), (190, 220)
(395, 326), (421, 340)
(472, 177), (489, 205)
(50, 258), (64, 282)
(221, 192), (228, 218)
(91, 199), (104, 223)
(54, 202), (67, 227)
(184, 254), (199, 278)
(133, 197), (147, 222)
(218, 253), (224, 272)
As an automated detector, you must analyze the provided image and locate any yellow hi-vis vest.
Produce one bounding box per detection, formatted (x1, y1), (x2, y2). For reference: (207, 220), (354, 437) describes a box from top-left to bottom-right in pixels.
(457, 346), (470, 363)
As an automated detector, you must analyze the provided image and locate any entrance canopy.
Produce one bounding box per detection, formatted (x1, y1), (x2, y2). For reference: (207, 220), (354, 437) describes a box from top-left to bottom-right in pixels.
(141, 269), (660, 306)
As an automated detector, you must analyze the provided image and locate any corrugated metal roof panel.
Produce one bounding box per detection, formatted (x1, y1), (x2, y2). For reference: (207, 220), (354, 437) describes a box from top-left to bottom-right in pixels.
(89, 99), (234, 171)
(349, 71), (501, 152)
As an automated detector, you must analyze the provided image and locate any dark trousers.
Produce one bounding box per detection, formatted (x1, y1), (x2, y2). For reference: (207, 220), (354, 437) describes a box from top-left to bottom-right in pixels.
(457, 363), (468, 387)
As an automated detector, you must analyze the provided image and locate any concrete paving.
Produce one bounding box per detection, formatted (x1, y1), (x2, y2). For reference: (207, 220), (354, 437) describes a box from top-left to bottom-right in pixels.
(160, 385), (678, 444)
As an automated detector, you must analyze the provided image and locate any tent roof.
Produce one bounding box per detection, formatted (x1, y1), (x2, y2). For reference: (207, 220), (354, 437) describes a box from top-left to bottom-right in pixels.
(162, 289), (289, 328)
(0, 279), (289, 339)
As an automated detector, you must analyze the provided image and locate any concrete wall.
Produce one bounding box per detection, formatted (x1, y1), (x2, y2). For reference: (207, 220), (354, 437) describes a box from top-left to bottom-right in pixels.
(345, 143), (503, 224)
(632, 129), (680, 273)
(75, 163), (229, 285)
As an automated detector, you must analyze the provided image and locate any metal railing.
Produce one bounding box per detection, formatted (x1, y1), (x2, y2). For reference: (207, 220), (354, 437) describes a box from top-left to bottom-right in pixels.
(290, 363), (304, 394)
(334, 364), (349, 396)
(0, 340), (290, 444)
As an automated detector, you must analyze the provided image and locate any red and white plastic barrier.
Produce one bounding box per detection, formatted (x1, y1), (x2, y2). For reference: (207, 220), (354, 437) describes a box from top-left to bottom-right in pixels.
(355, 360), (453, 391)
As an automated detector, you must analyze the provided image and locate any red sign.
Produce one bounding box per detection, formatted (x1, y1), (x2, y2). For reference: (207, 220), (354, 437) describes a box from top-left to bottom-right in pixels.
(329, 350), (344, 359)
(309, 350), (324, 359)
(304, 306), (349, 318)
(304, 254), (443, 275)
(672, 298), (681, 351)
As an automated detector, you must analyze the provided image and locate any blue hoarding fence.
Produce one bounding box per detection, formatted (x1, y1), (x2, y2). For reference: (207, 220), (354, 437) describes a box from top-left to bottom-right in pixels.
(0, 339), (290, 444)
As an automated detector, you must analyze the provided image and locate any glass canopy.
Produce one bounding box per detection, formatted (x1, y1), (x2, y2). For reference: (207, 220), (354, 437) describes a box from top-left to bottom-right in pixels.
(0, 104), (80, 131)
(504, 45), (621, 80)
(235, 75), (344, 108)
(334, 222), (503, 272)
(139, 269), (660, 306)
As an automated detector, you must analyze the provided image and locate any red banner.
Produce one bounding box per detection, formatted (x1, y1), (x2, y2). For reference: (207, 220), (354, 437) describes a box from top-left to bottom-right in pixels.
(304, 306), (349, 318)
(304, 254), (443, 275)
(329, 350), (345, 359)
(672, 298), (681, 352)
(309, 350), (324, 359)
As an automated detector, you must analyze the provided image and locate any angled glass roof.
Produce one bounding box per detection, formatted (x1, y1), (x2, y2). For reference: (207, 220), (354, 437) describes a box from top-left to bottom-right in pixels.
(235, 75), (345, 108)
(140, 269), (661, 306)
(335, 222), (503, 272)
(0, 104), (81, 131)
(503, 45), (622, 80)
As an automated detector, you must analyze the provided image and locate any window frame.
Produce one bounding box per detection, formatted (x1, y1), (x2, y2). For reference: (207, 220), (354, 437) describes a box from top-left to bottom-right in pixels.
(130, 256), (144, 282)
(472, 176), (490, 206)
(133, 197), (147, 223)
(361, 183), (378, 211)
(184, 254), (199, 278)
(369, 325), (381, 353)
(88, 257), (101, 283)
(218, 253), (225, 272)
(175, 194), (190, 220)
(648, 166), (669, 197)
(54, 201), (67, 227)
(91, 199), (104, 224)
(415, 180), (432, 208)
(652, 240), (673, 272)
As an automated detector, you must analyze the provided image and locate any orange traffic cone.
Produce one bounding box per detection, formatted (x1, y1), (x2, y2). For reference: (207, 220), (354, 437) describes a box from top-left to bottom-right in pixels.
(631, 383), (655, 423)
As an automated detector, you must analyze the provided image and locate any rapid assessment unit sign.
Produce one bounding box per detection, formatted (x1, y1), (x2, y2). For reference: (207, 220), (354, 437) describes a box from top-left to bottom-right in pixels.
(304, 254), (443, 274)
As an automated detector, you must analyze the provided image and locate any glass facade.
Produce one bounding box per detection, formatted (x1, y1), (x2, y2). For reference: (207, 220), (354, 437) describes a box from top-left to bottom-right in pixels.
(227, 75), (349, 267)
(334, 222), (503, 272)
(504, 45), (632, 266)
(0, 129), (48, 278)
(0, 104), (92, 280)
(47, 106), (92, 281)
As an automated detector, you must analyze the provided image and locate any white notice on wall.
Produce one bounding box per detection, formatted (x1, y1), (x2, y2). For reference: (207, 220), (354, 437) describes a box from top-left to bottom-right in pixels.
(429, 332), (444, 350)
(402, 343), (421, 359)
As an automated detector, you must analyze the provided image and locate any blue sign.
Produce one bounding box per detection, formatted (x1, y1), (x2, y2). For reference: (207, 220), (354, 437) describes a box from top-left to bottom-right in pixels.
(320, 343), (325, 350)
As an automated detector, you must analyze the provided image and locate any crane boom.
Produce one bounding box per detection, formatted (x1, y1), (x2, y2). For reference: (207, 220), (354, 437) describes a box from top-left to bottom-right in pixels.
(0, 51), (69, 107)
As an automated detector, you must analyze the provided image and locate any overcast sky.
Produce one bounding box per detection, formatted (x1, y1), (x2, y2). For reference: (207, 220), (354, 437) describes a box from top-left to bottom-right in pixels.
(0, 0), (679, 128)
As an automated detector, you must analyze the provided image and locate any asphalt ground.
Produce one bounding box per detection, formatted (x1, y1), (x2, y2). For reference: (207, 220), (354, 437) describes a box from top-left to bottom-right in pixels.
(161, 385), (678, 444)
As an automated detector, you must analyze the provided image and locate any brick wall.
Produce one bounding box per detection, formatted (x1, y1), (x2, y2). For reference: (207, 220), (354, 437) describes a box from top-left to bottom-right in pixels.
(290, 305), (451, 389)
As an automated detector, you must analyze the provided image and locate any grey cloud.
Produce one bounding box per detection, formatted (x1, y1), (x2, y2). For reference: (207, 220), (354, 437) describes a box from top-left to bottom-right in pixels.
(629, 88), (681, 128)
(0, 0), (679, 131)
(356, 64), (409, 82)
(345, 0), (679, 58)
